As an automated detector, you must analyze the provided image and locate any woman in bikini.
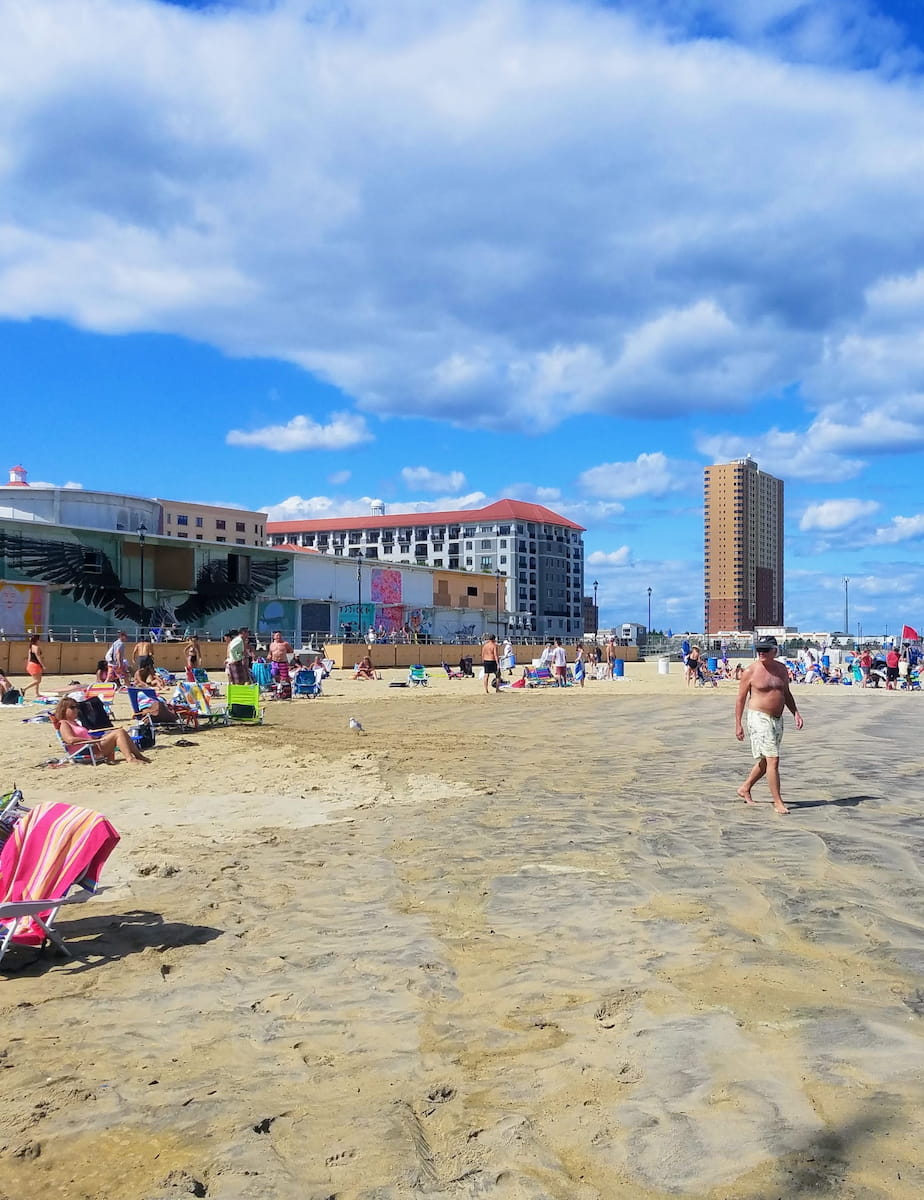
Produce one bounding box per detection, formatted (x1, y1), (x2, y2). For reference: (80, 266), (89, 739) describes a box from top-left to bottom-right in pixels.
(23, 634), (46, 698)
(54, 697), (151, 765)
(185, 636), (202, 681)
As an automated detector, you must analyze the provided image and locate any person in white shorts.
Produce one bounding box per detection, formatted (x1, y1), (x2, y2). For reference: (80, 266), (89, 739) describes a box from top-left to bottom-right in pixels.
(734, 636), (803, 814)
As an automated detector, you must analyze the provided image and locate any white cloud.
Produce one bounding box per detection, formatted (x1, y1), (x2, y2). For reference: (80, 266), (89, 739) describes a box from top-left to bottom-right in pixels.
(697, 429), (865, 483)
(327, 469), (351, 485)
(587, 547), (633, 567)
(10, 479), (84, 490)
(264, 490), (487, 522)
(799, 498), (880, 531)
(226, 412), (372, 451)
(5, 1), (924, 431)
(579, 452), (694, 499)
(868, 514), (924, 545)
(401, 466), (467, 493)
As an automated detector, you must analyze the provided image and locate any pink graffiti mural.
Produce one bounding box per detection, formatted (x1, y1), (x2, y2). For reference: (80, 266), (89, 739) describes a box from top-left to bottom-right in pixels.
(371, 568), (402, 605)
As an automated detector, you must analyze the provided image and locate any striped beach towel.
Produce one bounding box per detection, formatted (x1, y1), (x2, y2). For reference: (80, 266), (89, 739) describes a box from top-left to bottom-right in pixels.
(0, 802), (120, 946)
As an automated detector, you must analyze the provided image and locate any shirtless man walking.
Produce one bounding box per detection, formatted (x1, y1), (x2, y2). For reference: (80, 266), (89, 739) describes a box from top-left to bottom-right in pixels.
(734, 635), (803, 814)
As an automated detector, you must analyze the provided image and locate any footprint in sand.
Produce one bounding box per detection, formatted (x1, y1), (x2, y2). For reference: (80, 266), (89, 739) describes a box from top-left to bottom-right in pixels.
(594, 990), (639, 1029)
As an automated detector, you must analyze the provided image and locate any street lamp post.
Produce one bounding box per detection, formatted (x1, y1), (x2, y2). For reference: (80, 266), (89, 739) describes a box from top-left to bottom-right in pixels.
(138, 521), (147, 633)
(593, 580), (599, 635)
(647, 586), (652, 639)
(495, 569), (502, 638)
(357, 557), (362, 642)
(843, 576), (849, 637)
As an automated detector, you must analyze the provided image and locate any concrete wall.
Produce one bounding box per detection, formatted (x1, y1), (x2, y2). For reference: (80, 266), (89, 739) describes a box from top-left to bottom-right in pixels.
(0, 639), (230, 677)
(0, 639), (640, 677)
(322, 644), (640, 670)
(0, 487), (160, 533)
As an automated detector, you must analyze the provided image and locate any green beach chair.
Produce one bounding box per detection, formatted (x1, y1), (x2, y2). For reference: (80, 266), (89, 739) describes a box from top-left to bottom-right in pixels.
(226, 683), (265, 725)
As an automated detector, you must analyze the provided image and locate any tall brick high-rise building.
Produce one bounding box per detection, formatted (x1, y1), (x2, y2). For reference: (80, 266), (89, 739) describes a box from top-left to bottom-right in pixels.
(704, 457), (783, 635)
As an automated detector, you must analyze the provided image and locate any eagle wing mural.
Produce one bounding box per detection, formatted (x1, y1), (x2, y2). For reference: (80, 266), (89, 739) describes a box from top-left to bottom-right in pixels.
(174, 557), (286, 624)
(0, 531), (145, 623)
(1, 531), (286, 627)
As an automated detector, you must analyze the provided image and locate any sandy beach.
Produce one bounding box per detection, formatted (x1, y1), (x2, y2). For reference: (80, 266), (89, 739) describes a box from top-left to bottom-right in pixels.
(1, 664), (923, 1199)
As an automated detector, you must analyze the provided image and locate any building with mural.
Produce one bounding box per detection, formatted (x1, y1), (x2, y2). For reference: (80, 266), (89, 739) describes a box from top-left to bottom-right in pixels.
(285, 548), (503, 644)
(268, 498), (586, 639)
(0, 469), (504, 644)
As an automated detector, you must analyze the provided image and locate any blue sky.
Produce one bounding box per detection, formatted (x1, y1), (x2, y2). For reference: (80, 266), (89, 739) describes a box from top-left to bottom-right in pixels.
(3, 0), (924, 638)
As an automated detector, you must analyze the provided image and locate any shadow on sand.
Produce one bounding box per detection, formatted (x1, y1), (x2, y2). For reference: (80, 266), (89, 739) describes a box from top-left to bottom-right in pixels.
(0, 909), (223, 976)
(787, 794), (878, 810)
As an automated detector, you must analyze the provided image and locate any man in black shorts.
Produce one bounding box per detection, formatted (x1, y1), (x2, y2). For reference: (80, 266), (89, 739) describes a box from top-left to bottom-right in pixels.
(482, 635), (501, 695)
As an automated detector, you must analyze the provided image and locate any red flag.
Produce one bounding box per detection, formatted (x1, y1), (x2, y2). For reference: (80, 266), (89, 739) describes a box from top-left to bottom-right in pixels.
(901, 624), (920, 641)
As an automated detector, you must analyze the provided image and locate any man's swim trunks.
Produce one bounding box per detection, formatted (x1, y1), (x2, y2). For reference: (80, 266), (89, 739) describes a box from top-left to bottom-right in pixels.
(746, 709), (784, 759)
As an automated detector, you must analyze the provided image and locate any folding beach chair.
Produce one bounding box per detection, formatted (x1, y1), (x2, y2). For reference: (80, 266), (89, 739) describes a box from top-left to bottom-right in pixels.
(293, 668), (321, 698)
(127, 686), (197, 733)
(174, 681), (228, 727)
(408, 665), (429, 686)
(442, 662), (464, 679)
(226, 683), (264, 725)
(155, 667), (176, 687)
(0, 800), (120, 967)
(50, 716), (106, 765)
(84, 683), (117, 717)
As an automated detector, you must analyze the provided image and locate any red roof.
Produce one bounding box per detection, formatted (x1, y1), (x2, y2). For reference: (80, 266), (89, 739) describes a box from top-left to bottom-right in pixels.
(267, 498), (584, 534)
(275, 542), (322, 553)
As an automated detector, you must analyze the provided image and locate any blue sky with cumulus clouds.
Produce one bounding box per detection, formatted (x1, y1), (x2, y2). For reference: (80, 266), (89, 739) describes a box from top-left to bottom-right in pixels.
(2, 0), (924, 636)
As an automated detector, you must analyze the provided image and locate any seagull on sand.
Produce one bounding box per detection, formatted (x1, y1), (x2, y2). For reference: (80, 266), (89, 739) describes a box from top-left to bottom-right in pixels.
(348, 716), (365, 734)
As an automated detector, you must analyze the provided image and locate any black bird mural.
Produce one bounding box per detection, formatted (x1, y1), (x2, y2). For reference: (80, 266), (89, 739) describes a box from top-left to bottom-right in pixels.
(0, 530), (286, 627)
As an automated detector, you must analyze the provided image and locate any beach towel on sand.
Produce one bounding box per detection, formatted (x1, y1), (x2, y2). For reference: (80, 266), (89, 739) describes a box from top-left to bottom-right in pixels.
(0, 802), (120, 946)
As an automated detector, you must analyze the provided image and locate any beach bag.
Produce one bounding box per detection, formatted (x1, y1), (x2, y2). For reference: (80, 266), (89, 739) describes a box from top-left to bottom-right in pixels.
(132, 723), (156, 751)
(1, 689), (21, 705)
(76, 697), (112, 730)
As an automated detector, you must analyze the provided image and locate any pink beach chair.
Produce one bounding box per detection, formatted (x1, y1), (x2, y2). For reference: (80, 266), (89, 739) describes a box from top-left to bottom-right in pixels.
(0, 800), (120, 967)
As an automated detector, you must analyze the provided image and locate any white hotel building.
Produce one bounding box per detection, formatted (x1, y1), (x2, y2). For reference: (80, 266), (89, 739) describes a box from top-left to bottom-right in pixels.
(267, 499), (586, 639)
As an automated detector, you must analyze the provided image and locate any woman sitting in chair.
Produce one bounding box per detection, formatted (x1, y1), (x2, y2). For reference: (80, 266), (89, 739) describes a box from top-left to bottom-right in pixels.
(54, 698), (151, 765)
(353, 655), (375, 680)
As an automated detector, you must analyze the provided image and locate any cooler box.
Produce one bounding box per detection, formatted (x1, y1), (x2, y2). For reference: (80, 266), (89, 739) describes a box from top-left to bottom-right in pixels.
(613, 659), (624, 678)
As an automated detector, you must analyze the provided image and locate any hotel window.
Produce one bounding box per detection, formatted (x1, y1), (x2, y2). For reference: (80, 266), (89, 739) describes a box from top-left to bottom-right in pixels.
(217, 536), (226, 543)
(177, 532), (188, 539)
(433, 558), (443, 567)
(467, 586), (478, 596)
(177, 514), (188, 526)
(480, 557), (493, 569)
(195, 516), (203, 527)
(480, 540), (492, 549)
(236, 522), (245, 532)
(195, 534), (203, 540)
(216, 519), (226, 530)
(236, 538), (246, 545)
(166, 513), (172, 524)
